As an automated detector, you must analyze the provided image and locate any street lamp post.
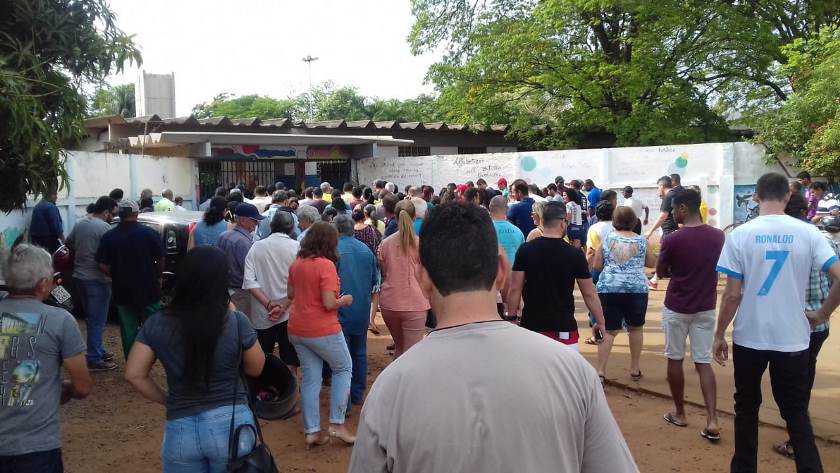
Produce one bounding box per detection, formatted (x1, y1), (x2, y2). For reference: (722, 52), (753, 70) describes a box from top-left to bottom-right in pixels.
(302, 55), (319, 121)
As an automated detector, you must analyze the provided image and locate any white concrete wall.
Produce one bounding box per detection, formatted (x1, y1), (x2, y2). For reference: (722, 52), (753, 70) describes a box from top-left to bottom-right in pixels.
(0, 151), (198, 249)
(373, 145), (398, 158)
(356, 142), (788, 231)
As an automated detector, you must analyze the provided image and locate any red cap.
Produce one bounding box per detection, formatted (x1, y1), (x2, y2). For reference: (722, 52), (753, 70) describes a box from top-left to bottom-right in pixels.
(497, 177), (508, 187)
(456, 184), (468, 193)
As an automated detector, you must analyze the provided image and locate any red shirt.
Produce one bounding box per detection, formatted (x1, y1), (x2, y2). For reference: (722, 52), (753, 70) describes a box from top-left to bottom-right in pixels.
(288, 257), (342, 338)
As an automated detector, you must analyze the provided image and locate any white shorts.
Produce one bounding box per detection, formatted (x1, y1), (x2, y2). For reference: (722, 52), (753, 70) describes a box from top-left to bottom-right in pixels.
(662, 307), (715, 364)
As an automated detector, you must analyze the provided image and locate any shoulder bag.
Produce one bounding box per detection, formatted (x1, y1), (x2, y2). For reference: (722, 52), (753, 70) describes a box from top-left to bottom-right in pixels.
(228, 313), (279, 473)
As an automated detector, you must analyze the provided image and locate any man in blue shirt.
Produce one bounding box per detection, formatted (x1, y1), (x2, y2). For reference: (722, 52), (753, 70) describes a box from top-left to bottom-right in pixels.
(219, 202), (264, 317)
(334, 215), (378, 408)
(490, 196), (525, 265)
(506, 180), (536, 237)
(30, 190), (64, 254)
(584, 180), (602, 218)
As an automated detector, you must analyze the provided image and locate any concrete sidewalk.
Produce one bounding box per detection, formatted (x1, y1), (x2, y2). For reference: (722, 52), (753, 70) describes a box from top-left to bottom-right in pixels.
(573, 283), (840, 443)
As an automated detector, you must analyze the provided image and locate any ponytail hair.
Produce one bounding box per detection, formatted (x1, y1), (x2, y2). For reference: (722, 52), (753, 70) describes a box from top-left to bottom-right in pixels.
(395, 199), (417, 254)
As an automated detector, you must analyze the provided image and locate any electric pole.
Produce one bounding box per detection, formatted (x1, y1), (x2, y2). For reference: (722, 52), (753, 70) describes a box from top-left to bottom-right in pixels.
(302, 55), (319, 121)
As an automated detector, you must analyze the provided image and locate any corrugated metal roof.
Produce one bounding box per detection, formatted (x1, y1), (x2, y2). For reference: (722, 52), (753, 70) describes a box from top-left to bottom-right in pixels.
(260, 118), (291, 127)
(85, 114), (515, 134)
(345, 120), (375, 129)
(304, 120), (346, 129)
(198, 117), (233, 126)
(230, 117), (261, 126)
(162, 116), (199, 126)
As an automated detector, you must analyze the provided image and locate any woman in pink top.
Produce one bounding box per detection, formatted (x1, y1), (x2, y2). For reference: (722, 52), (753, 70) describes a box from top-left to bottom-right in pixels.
(377, 200), (430, 357)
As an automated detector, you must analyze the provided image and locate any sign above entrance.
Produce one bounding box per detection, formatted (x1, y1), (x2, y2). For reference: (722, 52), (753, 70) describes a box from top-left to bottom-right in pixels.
(211, 145), (299, 160)
(306, 145), (349, 160)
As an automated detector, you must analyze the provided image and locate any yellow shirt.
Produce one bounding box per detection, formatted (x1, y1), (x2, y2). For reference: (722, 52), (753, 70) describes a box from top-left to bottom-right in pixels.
(323, 193), (332, 204)
(700, 199), (708, 223)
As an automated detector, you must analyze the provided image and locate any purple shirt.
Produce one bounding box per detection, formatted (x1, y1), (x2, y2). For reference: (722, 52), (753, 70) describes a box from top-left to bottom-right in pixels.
(657, 225), (725, 313)
(807, 193), (819, 220)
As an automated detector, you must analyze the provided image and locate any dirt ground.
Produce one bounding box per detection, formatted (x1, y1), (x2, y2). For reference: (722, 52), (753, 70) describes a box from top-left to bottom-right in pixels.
(60, 321), (839, 473)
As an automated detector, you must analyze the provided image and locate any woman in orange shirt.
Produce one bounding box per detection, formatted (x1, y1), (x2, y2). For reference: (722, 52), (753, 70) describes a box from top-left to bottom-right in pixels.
(287, 222), (355, 448)
(378, 200), (431, 357)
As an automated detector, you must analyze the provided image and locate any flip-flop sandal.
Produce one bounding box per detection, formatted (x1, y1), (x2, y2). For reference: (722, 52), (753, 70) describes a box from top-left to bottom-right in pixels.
(700, 429), (721, 443)
(773, 441), (794, 459)
(584, 336), (599, 345)
(663, 413), (687, 428)
(631, 371), (643, 382)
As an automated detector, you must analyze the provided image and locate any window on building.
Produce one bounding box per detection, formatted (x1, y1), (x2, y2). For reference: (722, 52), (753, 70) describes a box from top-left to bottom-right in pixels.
(398, 146), (431, 157)
(458, 146), (487, 155)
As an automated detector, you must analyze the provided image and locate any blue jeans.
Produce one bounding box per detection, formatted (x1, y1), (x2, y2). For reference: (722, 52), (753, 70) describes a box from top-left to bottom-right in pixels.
(290, 332), (352, 434)
(162, 404), (255, 473)
(0, 448), (62, 473)
(344, 332), (367, 406)
(76, 278), (112, 363)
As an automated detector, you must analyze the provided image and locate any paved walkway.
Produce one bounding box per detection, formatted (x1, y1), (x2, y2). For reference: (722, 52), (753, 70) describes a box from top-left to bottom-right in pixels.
(573, 282), (840, 442)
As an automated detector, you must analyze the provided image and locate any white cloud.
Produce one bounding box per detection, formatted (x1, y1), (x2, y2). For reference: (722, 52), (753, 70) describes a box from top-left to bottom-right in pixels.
(105, 0), (440, 116)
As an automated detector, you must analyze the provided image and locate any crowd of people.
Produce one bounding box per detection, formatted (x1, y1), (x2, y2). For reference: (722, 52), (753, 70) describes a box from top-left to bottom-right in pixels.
(2, 169), (837, 473)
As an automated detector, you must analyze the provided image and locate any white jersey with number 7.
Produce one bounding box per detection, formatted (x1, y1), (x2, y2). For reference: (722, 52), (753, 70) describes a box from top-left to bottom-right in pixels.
(717, 214), (838, 352)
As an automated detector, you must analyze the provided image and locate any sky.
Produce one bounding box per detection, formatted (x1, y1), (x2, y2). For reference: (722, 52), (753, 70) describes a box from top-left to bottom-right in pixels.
(105, 0), (440, 116)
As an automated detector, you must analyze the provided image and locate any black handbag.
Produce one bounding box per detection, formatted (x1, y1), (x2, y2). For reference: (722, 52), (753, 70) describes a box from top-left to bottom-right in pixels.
(228, 317), (279, 473)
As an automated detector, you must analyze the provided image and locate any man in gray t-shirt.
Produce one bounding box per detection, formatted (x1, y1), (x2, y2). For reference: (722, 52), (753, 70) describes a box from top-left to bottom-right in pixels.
(349, 203), (637, 473)
(66, 196), (118, 370)
(0, 244), (91, 471)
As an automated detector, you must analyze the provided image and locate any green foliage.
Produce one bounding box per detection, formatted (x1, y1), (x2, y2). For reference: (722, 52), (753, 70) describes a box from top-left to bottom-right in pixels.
(751, 27), (840, 174)
(192, 93), (301, 120)
(193, 83), (444, 123)
(90, 83), (135, 117)
(0, 0), (141, 212)
(409, 0), (840, 148)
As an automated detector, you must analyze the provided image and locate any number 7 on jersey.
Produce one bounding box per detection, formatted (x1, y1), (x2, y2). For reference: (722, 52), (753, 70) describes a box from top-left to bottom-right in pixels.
(758, 250), (790, 296)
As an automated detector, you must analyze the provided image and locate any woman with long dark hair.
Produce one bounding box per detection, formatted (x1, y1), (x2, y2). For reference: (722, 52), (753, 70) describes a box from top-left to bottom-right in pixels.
(188, 196), (231, 250)
(125, 246), (266, 472)
(377, 200), (430, 357)
(287, 222), (355, 448)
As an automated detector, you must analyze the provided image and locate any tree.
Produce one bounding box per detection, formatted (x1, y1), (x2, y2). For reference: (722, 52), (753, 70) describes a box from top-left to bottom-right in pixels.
(90, 83), (135, 117)
(192, 93), (302, 120)
(408, 0), (840, 147)
(192, 83), (446, 123)
(751, 27), (840, 174)
(0, 0), (141, 211)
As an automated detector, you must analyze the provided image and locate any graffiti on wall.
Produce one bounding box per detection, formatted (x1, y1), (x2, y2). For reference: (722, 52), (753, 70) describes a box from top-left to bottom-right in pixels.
(733, 184), (759, 225)
(306, 146), (349, 160)
(211, 145), (297, 160)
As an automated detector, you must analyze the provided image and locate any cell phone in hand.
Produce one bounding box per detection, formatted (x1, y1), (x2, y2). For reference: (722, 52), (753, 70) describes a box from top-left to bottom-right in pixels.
(595, 328), (604, 341)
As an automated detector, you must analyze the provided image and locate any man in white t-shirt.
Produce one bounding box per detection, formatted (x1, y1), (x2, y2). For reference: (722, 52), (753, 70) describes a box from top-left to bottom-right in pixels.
(714, 172), (840, 473)
(621, 186), (649, 234)
(349, 203), (637, 473)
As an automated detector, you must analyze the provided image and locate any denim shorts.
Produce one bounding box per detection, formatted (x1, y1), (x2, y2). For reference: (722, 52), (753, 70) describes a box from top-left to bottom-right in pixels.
(162, 404), (255, 473)
(599, 292), (648, 331)
(567, 224), (586, 243)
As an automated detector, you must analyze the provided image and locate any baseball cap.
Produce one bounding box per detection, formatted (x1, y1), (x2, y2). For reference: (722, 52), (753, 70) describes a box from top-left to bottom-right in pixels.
(118, 200), (139, 213)
(235, 202), (266, 221)
(497, 177), (508, 188)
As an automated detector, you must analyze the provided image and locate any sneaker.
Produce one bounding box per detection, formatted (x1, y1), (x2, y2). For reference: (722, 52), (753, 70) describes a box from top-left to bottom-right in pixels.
(102, 351), (116, 362)
(647, 280), (658, 290)
(87, 360), (117, 372)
